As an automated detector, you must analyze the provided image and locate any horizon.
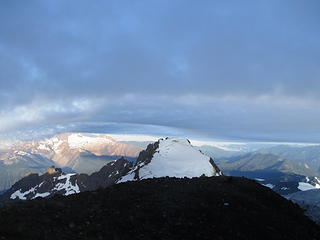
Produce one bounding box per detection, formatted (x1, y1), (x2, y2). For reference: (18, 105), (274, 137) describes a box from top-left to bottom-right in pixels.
(1, 126), (319, 152)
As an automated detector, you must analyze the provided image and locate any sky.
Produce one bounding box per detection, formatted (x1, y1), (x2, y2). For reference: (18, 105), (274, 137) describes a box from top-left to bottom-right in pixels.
(0, 0), (320, 142)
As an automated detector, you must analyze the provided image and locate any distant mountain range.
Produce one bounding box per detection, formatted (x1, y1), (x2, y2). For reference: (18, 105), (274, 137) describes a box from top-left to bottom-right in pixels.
(217, 152), (317, 176)
(203, 148), (320, 195)
(258, 145), (320, 172)
(0, 133), (142, 191)
(1, 133), (320, 198)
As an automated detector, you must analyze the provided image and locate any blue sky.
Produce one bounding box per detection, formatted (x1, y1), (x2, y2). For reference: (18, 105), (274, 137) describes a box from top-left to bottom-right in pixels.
(0, 0), (320, 142)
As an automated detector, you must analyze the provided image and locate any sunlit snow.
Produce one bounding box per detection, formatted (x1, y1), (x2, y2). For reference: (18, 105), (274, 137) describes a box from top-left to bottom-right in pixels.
(68, 133), (114, 149)
(119, 138), (221, 183)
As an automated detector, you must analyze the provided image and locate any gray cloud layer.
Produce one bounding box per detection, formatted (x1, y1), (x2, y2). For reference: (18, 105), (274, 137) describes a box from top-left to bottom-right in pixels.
(0, 0), (320, 142)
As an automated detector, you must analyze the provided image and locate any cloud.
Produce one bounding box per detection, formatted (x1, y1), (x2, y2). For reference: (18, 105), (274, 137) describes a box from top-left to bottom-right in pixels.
(0, 0), (319, 141)
(0, 97), (104, 131)
(1, 94), (319, 142)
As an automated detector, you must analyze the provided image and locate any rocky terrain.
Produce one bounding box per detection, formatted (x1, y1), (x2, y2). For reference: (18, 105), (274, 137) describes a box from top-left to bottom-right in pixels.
(0, 176), (319, 240)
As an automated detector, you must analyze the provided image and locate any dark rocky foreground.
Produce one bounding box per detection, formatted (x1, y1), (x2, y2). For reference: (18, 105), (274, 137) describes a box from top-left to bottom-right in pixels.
(0, 176), (319, 240)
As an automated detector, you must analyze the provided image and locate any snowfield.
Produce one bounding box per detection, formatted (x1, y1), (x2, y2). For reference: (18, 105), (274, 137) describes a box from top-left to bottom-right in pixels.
(119, 138), (222, 182)
(67, 133), (114, 149)
(298, 182), (320, 191)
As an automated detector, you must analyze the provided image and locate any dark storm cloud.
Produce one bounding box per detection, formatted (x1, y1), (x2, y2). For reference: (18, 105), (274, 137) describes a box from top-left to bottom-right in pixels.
(0, 0), (320, 141)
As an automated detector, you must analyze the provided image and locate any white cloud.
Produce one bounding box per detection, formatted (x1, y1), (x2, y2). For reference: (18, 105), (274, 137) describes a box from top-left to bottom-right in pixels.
(0, 97), (104, 132)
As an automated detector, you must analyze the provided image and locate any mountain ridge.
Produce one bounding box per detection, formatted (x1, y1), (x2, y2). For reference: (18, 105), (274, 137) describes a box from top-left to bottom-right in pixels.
(0, 137), (221, 202)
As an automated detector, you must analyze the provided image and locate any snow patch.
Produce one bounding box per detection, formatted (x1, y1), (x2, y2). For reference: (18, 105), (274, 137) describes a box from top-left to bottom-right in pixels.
(32, 192), (50, 199)
(54, 173), (80, 196)
(10, 186), (37, 200)
(118, 171), (135, 183)
(57, 173), (76, 180)
(38, 143), (50, 151)
(10, 181), (50, 200)
(15, 151), (29, 156)
(298, 182), (317, 191)
(254, 178), (265, 182)
(262, 183), (275, 189)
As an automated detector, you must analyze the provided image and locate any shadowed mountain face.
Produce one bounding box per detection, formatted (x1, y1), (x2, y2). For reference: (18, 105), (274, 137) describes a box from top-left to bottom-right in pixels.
(0, 177), (319, 240)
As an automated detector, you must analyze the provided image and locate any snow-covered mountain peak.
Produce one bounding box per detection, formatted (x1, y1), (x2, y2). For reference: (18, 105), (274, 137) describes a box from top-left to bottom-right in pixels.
(9, 132), (142, 168)
(119, 137), (222, 182)
(33, 132), (116, 151)
(67, 133), (115, 149)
